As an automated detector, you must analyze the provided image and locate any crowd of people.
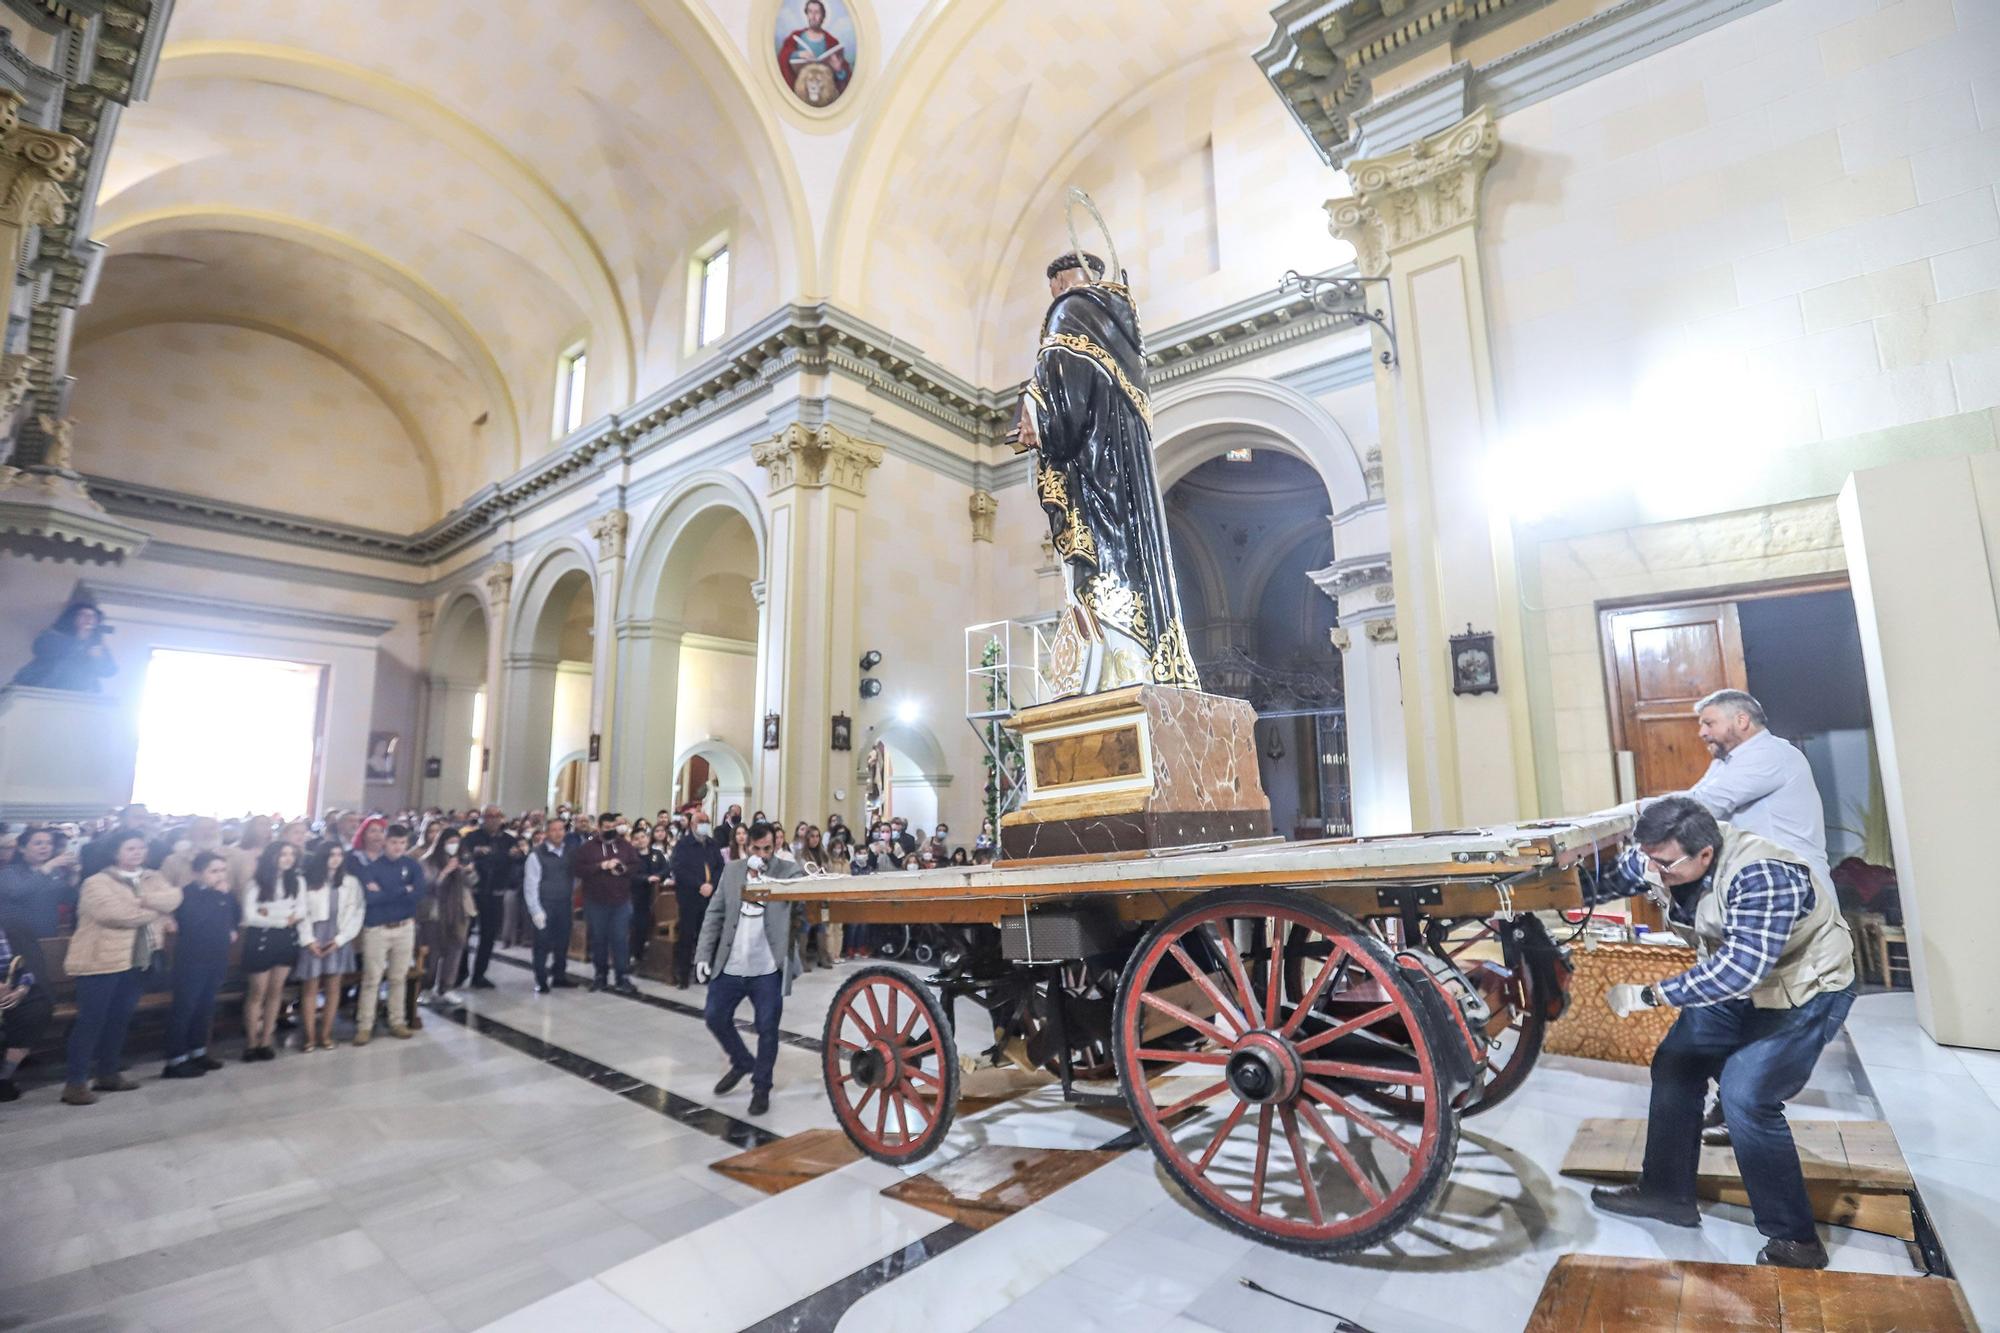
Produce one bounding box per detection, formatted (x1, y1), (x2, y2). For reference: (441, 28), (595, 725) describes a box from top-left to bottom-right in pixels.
(0, 797), (995, 1112)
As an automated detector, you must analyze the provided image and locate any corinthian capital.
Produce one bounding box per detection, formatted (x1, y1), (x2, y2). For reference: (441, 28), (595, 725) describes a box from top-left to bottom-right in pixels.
(0, 90), (81, 271)
(483, 560), (515, 607)
(1329, 107), (1498, 277)
(752, 423), (884, 496)
(588, 508), (629, 560)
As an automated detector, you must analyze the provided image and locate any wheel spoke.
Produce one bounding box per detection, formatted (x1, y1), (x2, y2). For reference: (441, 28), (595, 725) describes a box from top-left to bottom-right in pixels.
(1165, 942), (1247, 1037)
(1444, 924), (1494, 962)
(1296, 1097), (1384, 1206)
(1294, 1003), (1400, 1055)
(1132, 1047), (1230, 1066)
(1301, 1059), (1425, 1086)
(1156, 1079), (1231, 1120)
(898, 998), (923, 1041)
(905, 1065), (942, 1091)
(1140, 989), (1237, 1049)
(1205, 922), (1266, 1030)
(1193, 1098), (1250, 1174)
(1264, 917), (1285, 1028)
(874, 1081), (890, 1138)
(885, 988), (898, 1039)
(1304, 1081), (1420, 1159)
(861, 986), (887, 1038)
(836, 1038), (864, 1053)
(1280, 1107), (1326, 1226)
(853, 1083), (877, 1121)
(1278, 944), (1354, 1039)
(892, 1083), (912, 1143)
(903, 1039), (939, 1061)
(1249, 1105), (1274, 1214)
(895, 1078), (932, 1127)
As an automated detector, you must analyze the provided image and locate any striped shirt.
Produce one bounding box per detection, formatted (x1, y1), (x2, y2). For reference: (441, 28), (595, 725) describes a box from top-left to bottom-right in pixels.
(1586, 845), (1813, 1007)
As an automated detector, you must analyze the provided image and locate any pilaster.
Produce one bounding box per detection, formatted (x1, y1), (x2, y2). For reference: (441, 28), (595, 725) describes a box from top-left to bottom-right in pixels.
(749, 424), (883, 822)
(585, 508), (628, 810)
(1310, 555), (1410, 836)
(1329, 106), (1538, 828)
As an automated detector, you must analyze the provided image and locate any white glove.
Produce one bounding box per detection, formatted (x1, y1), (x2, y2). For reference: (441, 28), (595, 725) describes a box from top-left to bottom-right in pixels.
(1606, 983), (1649, 1019)
(529, 914), (547, 932)
(695, 960), (712, 985)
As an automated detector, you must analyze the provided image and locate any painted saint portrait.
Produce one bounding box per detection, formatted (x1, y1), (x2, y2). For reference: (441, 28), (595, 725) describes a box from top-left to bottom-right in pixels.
(774, 0), (856, 109)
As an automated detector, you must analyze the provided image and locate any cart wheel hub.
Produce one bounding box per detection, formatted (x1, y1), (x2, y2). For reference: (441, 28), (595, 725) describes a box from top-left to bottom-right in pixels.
(1225, 1031), (1301, 1106)
(849, 1040), (896, 1091)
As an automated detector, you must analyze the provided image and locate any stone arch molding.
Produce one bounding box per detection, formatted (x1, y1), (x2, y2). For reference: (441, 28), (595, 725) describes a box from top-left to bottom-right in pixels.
(508, 537), (598, 659)
(621, 470), (769, 615)
(874, 718), (950, 782)
(429, 587), (490, 685)
(1152, 377), (1372, 519)
(675, 739), (754, 815)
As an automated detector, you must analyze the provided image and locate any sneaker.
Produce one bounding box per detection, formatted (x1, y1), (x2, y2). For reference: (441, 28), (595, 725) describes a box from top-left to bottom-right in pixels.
(197, 1054), (225, 1071)
(353, 1030), (374, 1047)
(534, 982), (551, 995)
(1589, 1184), (1700, 1228)
(614, 978), (638, 995)
(441, 990), (466, 1006)
(748, 1088), (770, 1116)
(388, 1026), (414, 1040)
(1757, 1237), (1829, 1269)
(0, 1077), (19, 1102)
(94, 1074), (141, 1092)
(470, 976), (497, 990)
(587, 979), (603, 993)
(551, 977), (577, 989)
(61, 1082), (97, 1106)
(714, 1066), (750, 1096)
(161, 1062), (205, 1080)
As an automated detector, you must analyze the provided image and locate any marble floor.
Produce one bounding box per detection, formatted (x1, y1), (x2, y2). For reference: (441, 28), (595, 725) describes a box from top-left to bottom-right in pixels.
(0, 950), (1970, 1333)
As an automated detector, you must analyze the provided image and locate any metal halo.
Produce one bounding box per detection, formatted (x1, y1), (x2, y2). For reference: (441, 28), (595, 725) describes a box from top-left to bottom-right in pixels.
(1063, 186), (1120, 287)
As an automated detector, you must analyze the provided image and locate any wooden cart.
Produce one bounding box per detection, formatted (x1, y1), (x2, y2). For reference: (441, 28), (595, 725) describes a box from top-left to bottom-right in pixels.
(758, 810), (1631, 1255)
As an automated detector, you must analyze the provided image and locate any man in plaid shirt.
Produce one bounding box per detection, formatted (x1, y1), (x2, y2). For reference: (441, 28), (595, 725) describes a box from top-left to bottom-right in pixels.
(1583, 796), (1857, 1270)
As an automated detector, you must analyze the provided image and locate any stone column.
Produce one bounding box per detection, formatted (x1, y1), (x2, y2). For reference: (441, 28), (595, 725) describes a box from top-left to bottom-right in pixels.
(611, 617), (684, 814)
(477, 562), (513, 807)
(749, 423), (883, 823)
(497, 651), (560, 812)
(585, 509), (628, 812)
(1310, 554), (1410, 836)
(423, 680), (482, 808)
(1330, 107), (1538, 828)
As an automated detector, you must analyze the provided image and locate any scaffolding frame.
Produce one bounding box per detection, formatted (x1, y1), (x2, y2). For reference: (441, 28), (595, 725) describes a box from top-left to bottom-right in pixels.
(963, 618), (1054, 823)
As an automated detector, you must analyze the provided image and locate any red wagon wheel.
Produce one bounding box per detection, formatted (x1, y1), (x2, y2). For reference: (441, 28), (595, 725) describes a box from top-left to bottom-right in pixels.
(1115, 889), (1459, 1255)
(1362, 915), (1548, 1119)
(822, 965), (960, 1165)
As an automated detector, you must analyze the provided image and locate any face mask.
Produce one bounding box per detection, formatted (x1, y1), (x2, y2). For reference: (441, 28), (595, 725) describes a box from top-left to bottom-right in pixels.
(602, 829), (618, 841)
(936, 828), (948, 838)
(696, 824), (711, 838)
(444, 841), (459, 855)
(617, 825), (630, 836)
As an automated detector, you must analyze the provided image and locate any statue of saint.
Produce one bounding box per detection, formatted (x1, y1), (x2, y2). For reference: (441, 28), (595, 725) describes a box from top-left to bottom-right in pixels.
(1016, 251), (1199, 697)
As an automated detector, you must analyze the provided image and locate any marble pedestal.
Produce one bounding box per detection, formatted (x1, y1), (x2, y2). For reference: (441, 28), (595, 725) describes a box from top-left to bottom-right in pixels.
(0, 685), (132, 820)
(999, 685), (1271, 860)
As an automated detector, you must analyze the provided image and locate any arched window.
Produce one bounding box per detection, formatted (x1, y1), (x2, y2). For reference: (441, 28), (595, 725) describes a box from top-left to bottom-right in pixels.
(553, 342), (588, 438)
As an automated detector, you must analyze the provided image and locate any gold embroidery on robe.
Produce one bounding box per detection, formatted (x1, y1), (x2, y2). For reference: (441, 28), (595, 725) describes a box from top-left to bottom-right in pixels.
(1036, 464), (1068, 510)
(1150, 619), (1201, 689)
(1054, 506), (1097, 565)
(1084, 574), (1148, 644)
(1040, 332), (1153, 423)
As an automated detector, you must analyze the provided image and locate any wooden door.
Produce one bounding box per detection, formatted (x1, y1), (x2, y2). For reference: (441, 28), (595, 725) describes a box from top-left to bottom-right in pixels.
(1603, 601), (1748, 800)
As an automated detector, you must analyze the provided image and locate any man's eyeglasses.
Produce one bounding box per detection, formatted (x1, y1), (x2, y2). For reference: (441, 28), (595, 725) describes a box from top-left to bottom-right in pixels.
(1638, 846), (1702, 876)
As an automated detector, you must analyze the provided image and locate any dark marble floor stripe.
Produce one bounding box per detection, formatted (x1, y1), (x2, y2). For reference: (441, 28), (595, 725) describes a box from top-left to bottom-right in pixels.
(432, 999), (780, 1149)
(486, 949), (827, 1052)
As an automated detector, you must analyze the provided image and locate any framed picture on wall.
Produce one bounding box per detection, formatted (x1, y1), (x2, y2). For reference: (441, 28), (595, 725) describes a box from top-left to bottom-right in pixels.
(763, 713), (782, 750)
(831, 713), (852, 751)
(1449, 625), (1498, 696)
(366, 732), (401, 784)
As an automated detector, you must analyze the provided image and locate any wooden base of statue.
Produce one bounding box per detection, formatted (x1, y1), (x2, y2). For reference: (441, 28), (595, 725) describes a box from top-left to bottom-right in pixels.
(999, 685), (1271, 861)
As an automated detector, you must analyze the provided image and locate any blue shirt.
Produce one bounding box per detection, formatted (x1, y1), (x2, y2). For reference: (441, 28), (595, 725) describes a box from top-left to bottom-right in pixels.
(361, 855), (428, 927)
(1585, 845), (1814, 1007)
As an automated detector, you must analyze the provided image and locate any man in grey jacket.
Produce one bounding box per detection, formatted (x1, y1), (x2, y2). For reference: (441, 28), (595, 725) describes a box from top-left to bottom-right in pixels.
(694, 820), (801, 1115)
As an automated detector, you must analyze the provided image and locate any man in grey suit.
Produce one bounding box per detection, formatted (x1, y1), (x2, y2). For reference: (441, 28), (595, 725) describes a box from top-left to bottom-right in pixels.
(694, 820), (801, 1116)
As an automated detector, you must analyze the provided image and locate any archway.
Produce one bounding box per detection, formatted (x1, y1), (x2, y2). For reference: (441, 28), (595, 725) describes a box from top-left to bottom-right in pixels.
(499, 543), (597, 811)
(870, 719), (952, 836)
(614, 475), (766, 813)
(423, 590), (490, 808)
(672, 739), (754, 822)
(1166, 448), (1347, 839)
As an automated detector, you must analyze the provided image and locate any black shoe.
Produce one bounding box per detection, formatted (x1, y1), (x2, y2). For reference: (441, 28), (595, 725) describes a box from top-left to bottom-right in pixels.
(197, 1055), (225, 1072)
(471, 977), (496, 990)
(1757, 1237), (1829, 1269)
(1589, 1184), (1700, 1227)
(674, 977), (689, 991)
(1701, 1122), (1732, 1147)
(587, 979), (603, 993)
(0, 1077), (19, 1101)
(714, 1066), (750, 1096)
(551, 977), (577, 989)
(748, 1089), (770, 1116)
(162, 1062), (205, 1080)
(93, 1074), (141, 1092)
(534, 982), (551, 995)
(614, 978), (638, 995)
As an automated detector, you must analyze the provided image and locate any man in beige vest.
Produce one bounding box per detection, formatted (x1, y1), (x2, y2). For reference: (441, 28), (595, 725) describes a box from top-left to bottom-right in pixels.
(1585, 796), (1855, 1270)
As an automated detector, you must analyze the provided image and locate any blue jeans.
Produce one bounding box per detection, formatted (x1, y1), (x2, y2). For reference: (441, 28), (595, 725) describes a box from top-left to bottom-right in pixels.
(166, 954), (227, 1061)
(705, 968), (783, 1093)
(1641, 986), (1857, 1242)
(67, 969), (147, 1084)
(532, 912), (571, 987)
(584, 900), (632, 984)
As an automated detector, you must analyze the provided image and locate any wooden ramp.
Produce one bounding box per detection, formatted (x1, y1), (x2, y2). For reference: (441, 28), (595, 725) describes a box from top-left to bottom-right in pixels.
(710, 1128), (862, 1196)
(1525, 1255), (1978, 1331)
(881, 1146), (1121, 1230)
(1561, 1118), (1916, 1241)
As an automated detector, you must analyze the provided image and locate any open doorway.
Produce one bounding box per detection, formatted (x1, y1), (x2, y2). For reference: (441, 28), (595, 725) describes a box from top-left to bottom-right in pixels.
(1601, 580), (1897, 972)
(132, 648), (326, 815)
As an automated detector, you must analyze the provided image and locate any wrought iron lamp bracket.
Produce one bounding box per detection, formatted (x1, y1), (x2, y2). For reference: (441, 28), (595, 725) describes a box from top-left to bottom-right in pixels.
(1279, 271), (1398, 368)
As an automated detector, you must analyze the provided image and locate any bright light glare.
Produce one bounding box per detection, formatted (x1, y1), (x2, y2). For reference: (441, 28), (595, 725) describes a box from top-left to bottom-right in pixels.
(895, 700), (921, 724)
(467, 688), (487, 803)
(1484, 410), (1634, 524)
(132, 649), (322, 815)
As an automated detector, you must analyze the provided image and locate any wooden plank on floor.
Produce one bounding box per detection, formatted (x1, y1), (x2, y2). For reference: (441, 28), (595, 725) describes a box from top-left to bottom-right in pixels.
(1524, 1256), (1979, 1332)
(1560, 1119), (1916, 1241)
(957, 1062), (1054, 1113)
(881, 1146), (1122, 1231)
(710, 1128), (862, 1195)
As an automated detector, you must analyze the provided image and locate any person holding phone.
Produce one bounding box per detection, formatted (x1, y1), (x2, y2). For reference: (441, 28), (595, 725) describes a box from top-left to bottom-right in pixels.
(0, 827), (78, 937)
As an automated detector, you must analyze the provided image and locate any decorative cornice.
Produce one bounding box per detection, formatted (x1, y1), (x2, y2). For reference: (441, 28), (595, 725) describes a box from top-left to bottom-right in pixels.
(1257, 0), (1546, 165)
(1329, 107), (1498, 276)
(76, 577), (395, 639)
(752, 422), (884, 496)
(968, 488), (997, 543)
(1309, 553), (1393, 602)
